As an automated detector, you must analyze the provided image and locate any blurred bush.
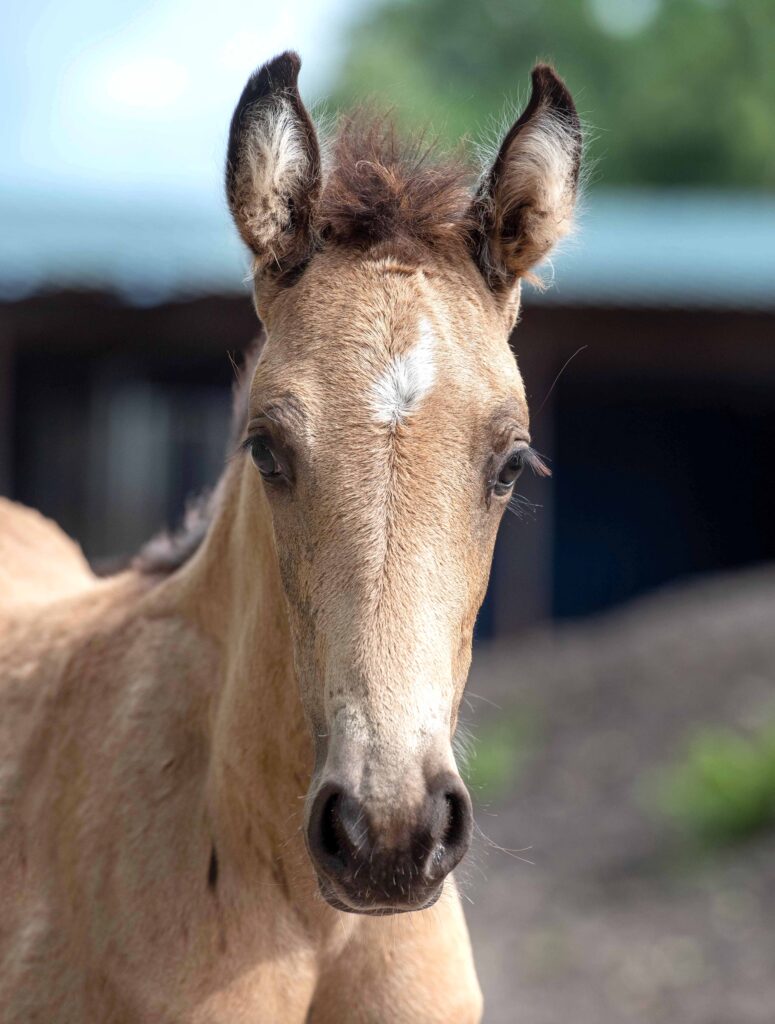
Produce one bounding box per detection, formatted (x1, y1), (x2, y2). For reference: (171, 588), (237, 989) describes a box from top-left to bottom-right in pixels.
(330, 0), (775, 189)
(463, 711), (539, 801)
(651, 723), (775, 842)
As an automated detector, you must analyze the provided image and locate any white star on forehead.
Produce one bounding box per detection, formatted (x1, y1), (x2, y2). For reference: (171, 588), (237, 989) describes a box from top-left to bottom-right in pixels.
(371, 318), (436, 428)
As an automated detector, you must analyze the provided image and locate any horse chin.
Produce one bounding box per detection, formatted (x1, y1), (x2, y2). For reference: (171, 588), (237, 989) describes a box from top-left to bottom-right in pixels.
(316, 877), (444, 917)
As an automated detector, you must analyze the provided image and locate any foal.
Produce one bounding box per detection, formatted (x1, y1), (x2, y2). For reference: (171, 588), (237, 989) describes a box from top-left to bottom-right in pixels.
(0, 52), (580, 1022)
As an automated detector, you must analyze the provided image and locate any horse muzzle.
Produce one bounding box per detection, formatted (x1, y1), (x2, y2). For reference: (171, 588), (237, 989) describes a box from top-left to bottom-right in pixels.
(306, 770), (473, 914)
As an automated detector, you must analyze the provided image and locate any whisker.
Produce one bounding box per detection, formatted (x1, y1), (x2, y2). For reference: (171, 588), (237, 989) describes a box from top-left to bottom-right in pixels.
(506, 492), (542, 521)
(534, 344), (588, 417)
(473, 820), (536, 865)
(465, 691), (503, 711)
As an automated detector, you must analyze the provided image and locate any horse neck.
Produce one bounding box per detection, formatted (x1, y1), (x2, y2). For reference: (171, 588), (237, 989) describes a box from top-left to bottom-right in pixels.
(183, 458), (312, 869)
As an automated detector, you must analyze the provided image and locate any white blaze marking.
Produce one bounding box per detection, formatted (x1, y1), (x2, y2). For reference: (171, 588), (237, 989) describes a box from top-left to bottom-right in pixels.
(371, 318), (436, 427)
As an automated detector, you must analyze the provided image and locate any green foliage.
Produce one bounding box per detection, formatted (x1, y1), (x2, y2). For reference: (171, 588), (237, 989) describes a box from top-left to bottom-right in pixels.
(652, 723), (775, 843)
(330, 0), (775, 188)
(463, 712), (538, 801)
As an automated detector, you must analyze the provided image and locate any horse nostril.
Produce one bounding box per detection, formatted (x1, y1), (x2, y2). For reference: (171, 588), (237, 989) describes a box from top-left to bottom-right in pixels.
(425, 773), (473, 883)
(319, 791), (343, 861)
(443, 789), (468, 850)
(308, 784), (367, 880)
(311, 786), (348, 868)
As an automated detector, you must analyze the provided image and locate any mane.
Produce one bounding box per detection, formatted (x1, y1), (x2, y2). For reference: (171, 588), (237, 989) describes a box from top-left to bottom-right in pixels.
(133, 337), (263, 576)
(317, 112), (480, 261)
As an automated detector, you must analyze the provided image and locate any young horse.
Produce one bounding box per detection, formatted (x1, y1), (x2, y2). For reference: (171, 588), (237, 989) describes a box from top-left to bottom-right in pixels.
(0, 53), (580, 1022)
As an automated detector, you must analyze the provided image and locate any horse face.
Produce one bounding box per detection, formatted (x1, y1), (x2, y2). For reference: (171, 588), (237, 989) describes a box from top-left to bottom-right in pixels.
(227, 53), (579, 912)
(246, 251), (532, 911)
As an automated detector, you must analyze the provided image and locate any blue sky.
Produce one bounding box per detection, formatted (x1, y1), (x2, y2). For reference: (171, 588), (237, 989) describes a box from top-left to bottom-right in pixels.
(0, 0), (369, 202)
(2, 1), (773, 309)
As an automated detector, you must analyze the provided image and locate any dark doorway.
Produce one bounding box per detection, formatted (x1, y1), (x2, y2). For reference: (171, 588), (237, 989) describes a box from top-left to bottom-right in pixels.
(552, 372), (775, 618)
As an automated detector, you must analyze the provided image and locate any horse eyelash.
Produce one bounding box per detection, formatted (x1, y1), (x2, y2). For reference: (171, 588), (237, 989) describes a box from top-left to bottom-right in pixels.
(523, 446), (552, 478)
(237, 431), (271, 457)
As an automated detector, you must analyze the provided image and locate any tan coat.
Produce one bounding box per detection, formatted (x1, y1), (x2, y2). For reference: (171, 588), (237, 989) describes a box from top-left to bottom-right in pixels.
(0, 51), (581, 1022)
(0, 494), (480, 1022)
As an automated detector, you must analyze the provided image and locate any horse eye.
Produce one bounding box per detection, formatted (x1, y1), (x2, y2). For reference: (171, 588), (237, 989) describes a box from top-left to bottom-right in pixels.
(494, 450), (525, 496)
(249, 436), (280, 479)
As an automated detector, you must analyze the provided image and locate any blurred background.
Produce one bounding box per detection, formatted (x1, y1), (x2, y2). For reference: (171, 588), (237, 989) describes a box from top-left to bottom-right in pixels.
(1, 1), (774, 1020)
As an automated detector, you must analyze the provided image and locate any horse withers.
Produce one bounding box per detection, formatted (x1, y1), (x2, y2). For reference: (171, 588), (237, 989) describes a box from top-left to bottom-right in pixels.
(0, 52), (580, 1023)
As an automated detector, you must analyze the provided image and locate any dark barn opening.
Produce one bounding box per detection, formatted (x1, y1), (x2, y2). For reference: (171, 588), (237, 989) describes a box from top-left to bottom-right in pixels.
(487, 305), (775, 634)
(552, 366), (775, 618)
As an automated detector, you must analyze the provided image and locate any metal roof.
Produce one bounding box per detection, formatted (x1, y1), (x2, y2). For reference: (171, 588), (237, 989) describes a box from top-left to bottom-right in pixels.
(1, 188), (773, 309)
(540, 190), (775, 310)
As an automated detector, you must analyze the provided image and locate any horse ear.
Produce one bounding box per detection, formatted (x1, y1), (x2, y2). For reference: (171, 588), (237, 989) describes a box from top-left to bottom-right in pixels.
(471, 64), (582, 293)
(226, 51), (321, 277)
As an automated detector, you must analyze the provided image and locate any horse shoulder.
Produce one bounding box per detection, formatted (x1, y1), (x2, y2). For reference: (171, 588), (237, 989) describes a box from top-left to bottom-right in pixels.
(0, 568), (219, 1020)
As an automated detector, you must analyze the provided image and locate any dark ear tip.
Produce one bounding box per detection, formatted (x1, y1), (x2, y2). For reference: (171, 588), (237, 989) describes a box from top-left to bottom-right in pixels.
(529, 62), (578, 125)
(249, 50), (302, 94)
(265, 50), (302, 87)
(530, 62), (560, 84)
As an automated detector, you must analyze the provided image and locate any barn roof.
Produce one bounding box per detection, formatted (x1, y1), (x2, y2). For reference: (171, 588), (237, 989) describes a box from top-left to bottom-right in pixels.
(1, 188), (774, 310)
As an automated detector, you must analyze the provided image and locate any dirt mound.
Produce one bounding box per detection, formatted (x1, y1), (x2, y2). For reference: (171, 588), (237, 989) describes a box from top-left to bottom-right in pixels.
(464, 566), (775, 1023)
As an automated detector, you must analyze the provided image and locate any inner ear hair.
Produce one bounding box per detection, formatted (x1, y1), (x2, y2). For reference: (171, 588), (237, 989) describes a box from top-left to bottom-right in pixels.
(225, 51), (321, 277)
(471, 63), (583, 291)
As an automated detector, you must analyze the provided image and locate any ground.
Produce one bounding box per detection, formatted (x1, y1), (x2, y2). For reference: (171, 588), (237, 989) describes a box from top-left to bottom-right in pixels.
(462, 566), (775, 1024)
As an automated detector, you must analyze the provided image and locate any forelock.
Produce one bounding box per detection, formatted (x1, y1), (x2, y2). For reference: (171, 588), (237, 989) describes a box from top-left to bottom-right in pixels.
(317, 113), (479, 262)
